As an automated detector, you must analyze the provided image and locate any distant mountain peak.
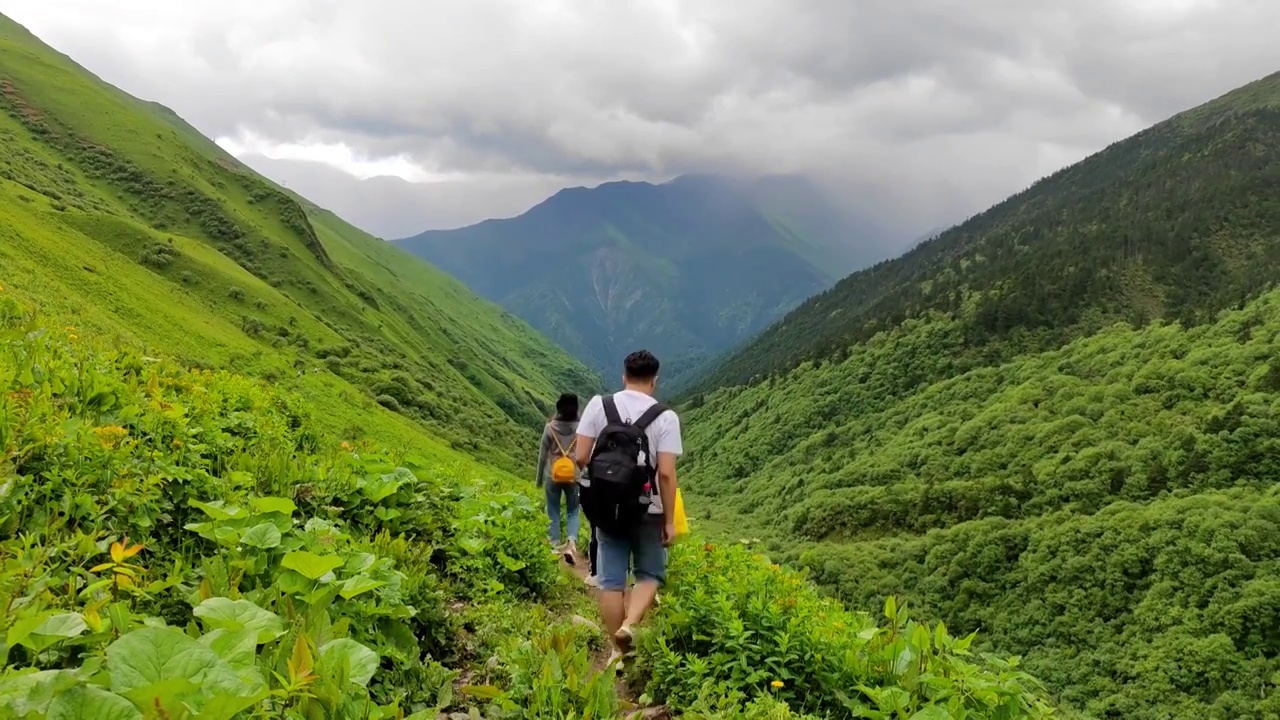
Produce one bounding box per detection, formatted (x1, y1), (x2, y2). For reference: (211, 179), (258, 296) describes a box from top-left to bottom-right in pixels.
(395, 173), (891, 384)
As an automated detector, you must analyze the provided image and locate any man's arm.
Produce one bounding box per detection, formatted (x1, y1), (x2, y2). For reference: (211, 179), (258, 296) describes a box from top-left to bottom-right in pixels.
(575, 395), (603, 467)
(656, 452), (677, 526)
(534, 426), (548, 487)
(655, 411), (683, 544)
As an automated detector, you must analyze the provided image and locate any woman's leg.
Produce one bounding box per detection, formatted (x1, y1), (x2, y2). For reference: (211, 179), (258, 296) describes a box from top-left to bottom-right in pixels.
(545, 482), (562, 546)
(566, 485), (582, 544)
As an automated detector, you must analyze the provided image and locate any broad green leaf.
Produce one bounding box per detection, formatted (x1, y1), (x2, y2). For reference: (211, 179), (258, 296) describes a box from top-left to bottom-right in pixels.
(281, 551), (344, 580)
(458, 537), (485, 554)
(339, 576), (385, 600)
(197, 688), (272, 720)
(47, 686), (142, 720)
(250, 497), (296, 516)
(190, 500), (248, 521)
(11, 613), (88, 651)
(239, 523), (282, 549)
(319, 638), (379, 687)
(193, 598), (285, 643)
(199, 629), (258, 671)
(0, 669), (82, 716)
(213, 526), (241, 546)
(344, 553), (377, 574)
(908, 706), (953, 720)
(934, 622), (951, 649)
(275, 570), (313, 595)
(107, 627), (259, 712)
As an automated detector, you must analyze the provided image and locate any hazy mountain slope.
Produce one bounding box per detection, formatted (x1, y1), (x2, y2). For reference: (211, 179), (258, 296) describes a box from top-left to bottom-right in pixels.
(693, 71), (1280, 394)
(0, 12), (597, 471)
(396, 173), (887, 383)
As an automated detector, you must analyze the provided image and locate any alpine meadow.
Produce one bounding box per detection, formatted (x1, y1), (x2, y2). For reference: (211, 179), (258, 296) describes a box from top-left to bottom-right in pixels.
(679, 72), (1280, 719)
(0, 12), (1059, 720)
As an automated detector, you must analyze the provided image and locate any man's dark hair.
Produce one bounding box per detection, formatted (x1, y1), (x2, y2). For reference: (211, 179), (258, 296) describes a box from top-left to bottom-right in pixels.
(554, 392), (579, 421)
(623, 350), (660, 381)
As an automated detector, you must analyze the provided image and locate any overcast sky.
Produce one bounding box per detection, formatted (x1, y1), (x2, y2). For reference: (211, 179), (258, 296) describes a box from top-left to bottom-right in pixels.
(3, 0), (1277, 240)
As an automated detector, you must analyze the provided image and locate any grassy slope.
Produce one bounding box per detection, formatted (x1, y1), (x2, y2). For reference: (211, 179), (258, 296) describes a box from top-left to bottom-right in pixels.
(692, 71), (1280, 395)
(0, 12), (598, 473)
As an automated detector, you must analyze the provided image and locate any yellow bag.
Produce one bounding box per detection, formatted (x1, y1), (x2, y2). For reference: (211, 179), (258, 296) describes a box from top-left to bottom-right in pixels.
(673, 489), (690, 536)
(549, 434), (577, 485)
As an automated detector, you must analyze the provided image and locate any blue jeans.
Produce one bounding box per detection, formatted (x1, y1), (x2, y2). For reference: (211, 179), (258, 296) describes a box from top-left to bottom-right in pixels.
(596, 520), (666, 592)
(544, 481), (580, 545)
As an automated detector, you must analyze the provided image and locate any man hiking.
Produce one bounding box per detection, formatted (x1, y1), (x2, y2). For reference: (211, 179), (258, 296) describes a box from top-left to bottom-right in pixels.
(575, 350), (681, 669)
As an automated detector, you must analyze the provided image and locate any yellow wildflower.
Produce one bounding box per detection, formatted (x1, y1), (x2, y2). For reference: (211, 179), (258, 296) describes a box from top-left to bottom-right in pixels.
(771, 680), (784, 689)
(341, 441), (353, 451)
(93, 425), (128, 449)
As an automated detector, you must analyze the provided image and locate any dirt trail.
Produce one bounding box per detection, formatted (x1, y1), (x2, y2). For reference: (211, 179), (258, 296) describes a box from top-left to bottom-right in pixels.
(559, 547), (671, 719)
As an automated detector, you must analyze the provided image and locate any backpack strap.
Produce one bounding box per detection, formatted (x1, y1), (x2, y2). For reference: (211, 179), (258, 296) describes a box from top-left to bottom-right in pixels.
(550, 432), (575, 457)
(633, 403), (669, 431)
(602, 394), (623, 425)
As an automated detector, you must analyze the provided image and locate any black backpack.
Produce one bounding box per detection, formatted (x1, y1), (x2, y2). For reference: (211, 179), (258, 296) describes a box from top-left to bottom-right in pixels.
(581, 395), (668, 537)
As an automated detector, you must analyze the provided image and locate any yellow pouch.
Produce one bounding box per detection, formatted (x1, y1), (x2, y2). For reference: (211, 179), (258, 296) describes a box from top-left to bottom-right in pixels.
(673, 489), (690, 536)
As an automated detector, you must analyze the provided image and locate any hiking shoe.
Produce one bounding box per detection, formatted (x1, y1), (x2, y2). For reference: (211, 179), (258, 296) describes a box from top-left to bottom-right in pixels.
(614, 624), (636, 657)
(584, 574), (601, 589)
(606, 649), (625, 673)
(562, 540), (577, 566)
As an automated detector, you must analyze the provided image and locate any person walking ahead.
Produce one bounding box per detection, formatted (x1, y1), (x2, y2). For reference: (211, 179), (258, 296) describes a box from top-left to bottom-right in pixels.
(536, 392), (582, 564)
(576, 350), (681, 669)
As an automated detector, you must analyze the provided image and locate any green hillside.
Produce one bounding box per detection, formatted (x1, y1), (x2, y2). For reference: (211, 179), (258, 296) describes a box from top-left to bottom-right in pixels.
(396, 174), (886, 385)
(0, 11), (598, 473)
(692, 71), (1280, 395)
(0, 13), (1053, 718)
(683, 290), (1280, 717)
(679, 70), (1280, 718)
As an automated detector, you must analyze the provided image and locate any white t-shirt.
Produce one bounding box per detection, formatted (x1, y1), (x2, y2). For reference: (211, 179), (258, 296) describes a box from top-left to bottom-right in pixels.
(578, 389), (682, 515)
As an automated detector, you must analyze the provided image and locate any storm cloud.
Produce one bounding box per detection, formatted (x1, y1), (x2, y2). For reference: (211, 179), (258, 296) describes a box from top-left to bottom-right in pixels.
(3, 0), (1277, 238)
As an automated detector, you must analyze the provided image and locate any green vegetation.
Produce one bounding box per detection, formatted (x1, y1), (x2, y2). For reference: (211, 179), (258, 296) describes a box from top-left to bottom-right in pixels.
(0, 10), (598, 474)
(0, 296), (578, 717)
(0, 293), (1054, 718)
(693, 71), (1280, 395)
(395, 174), (885, 386)
(676, 71), (1280, 718)
(0, 12), (1056, 718)
(682, 288), (1280, 717)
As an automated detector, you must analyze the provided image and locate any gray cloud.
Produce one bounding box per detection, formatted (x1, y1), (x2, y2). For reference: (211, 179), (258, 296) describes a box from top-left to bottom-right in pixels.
(3, 0), (1277, 240)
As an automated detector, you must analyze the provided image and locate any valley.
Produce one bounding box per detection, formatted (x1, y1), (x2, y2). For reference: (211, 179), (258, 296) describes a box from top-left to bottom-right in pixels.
(679, 71), (1280, 719)
(1, 5), (1279, 718)
(0, 11), (1050, 720)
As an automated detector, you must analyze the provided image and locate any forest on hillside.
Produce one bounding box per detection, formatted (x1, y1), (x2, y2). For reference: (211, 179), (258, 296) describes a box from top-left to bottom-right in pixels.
(682, 287), (1280, 718)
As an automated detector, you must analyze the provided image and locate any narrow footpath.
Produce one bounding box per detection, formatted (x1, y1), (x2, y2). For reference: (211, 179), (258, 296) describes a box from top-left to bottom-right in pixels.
(560, 549), (671, 719)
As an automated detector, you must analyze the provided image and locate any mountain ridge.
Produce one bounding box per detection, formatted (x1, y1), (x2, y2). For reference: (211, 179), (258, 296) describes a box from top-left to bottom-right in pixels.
(396, 172), (891, 383)
(688, 69), (1280, 395)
